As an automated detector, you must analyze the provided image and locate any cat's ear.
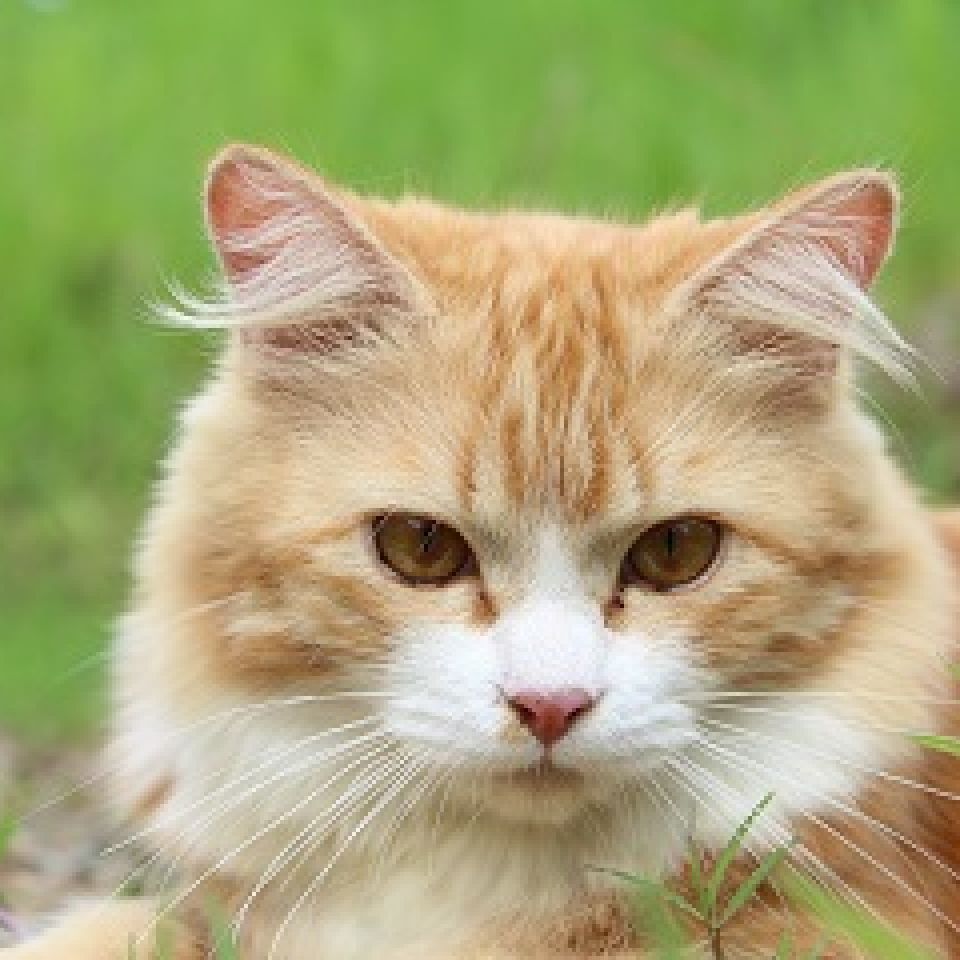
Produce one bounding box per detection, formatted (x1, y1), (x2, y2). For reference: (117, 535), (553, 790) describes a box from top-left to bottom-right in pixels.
(181, 143), (426, 343)
(662, 170), (911, 382)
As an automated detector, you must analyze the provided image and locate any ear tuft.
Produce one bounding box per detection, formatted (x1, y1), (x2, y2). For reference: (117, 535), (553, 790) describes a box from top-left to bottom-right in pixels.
(204, 143), (300, 281)
(665, 169), (911, 383)
(774, 169), (899, 290)
(163, 143), (424, 342)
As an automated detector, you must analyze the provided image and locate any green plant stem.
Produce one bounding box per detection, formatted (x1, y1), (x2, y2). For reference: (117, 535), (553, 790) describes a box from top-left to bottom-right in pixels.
(708, 925), (726, 960)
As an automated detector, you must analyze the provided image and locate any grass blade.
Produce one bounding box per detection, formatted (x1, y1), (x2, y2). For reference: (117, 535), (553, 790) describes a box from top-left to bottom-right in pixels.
(704, 792), (774, 923)
(686, 836), (705, 914)
(589, 867), (701, 922)
(910, 733), (960, 757)
(718, 844), (789, 927)
(207, 900), (240, 960)
(660, 890), (703, 924)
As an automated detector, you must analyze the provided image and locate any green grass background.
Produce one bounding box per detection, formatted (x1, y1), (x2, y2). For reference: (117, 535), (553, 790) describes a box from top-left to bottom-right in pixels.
(1, 0), (958, 741)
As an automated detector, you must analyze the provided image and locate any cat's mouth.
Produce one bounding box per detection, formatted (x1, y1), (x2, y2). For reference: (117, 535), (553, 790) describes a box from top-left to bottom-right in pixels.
(482, 757), (591, 824)
(492, 757), (584, 791)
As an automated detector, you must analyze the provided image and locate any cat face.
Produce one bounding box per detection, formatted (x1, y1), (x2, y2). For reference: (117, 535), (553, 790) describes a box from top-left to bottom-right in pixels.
(123, 147), (933, 848)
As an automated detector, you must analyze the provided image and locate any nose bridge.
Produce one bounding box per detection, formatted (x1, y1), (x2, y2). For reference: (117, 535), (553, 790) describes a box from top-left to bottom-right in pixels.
(497, 526), (606, 694)
(497, 593), (606, 695)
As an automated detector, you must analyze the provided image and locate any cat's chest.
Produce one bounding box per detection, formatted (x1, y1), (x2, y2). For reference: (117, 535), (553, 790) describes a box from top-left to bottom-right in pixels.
(237, 882), (640, 960)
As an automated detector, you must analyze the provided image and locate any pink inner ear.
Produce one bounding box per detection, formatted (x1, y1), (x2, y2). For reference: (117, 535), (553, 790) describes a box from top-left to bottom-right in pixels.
(817, 178), (897, 290)
(205, 148), (299, 281)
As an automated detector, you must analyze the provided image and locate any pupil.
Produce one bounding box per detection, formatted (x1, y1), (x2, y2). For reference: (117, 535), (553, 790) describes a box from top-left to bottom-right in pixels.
(665, 526), (678, 557)
(420, 520), (437, 556)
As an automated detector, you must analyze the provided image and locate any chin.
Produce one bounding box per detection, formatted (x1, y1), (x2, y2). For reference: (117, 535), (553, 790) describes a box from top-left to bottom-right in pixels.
(466, 761), (605, 826)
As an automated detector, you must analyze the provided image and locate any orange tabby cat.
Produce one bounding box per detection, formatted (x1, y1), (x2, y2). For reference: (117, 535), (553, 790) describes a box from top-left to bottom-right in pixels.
(6, 146), (959, 959)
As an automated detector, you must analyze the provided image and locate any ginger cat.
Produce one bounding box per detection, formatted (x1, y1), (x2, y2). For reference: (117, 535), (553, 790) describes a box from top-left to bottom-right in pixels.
(6, 146), (959, 959)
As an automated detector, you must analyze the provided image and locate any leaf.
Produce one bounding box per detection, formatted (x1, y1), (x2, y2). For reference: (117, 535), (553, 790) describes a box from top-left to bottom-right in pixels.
(704, 792), (775, 924)
(719, 844), (790, 927)
(910, 733), (960, 757)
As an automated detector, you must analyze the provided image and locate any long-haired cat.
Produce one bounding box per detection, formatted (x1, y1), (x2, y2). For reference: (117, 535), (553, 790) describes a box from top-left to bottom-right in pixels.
(6, 145), (959, 959)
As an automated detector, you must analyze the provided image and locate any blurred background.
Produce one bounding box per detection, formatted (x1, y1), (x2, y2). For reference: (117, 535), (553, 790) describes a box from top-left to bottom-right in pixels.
(2, 0), (958, 743)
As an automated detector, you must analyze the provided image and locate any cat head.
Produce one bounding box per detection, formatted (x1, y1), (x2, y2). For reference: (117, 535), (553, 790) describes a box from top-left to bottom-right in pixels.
(119, 145), (946, 848)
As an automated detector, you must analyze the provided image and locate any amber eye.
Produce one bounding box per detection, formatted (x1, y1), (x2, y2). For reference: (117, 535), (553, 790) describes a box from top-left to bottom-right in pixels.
(621, 517), (723, 592)
(373, 513), (473, 585)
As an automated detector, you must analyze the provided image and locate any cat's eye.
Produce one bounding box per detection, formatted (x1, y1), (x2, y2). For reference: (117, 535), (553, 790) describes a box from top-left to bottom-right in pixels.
(620, 516), (723, 592)
(373, 513), (474, 586)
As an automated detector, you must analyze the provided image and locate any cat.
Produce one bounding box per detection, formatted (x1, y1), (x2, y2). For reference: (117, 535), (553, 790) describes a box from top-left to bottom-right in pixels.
(6, 144), (959, 959)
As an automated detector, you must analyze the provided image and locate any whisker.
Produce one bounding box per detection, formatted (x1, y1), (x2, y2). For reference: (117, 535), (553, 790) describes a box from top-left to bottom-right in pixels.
(691, 733), (957, 934)
(266, 750), (430, 960)
(268, 747), (415, 900)
(690, 701), (934, 739)
(16, 725), (391, 949)
(147, 727), (389, 896)
(231, 741), (400, 931)
(117, 732), (384, 918)
(103, 717), (381, 858)
(646, 762), (698, 845)
(685, 690), (960, 707)
(698, 715), (960, 886)
(423, 770), (456, 857)
(135, 731), (394, 948)
(806, 809), (960, 936)
(370, 751), (445, 877)
(699, 711), (960, 805)
(24, 692), (393, 822)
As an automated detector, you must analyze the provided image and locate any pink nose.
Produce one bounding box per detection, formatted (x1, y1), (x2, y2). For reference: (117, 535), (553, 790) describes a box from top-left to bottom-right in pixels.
(506, 689), (596, 748)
